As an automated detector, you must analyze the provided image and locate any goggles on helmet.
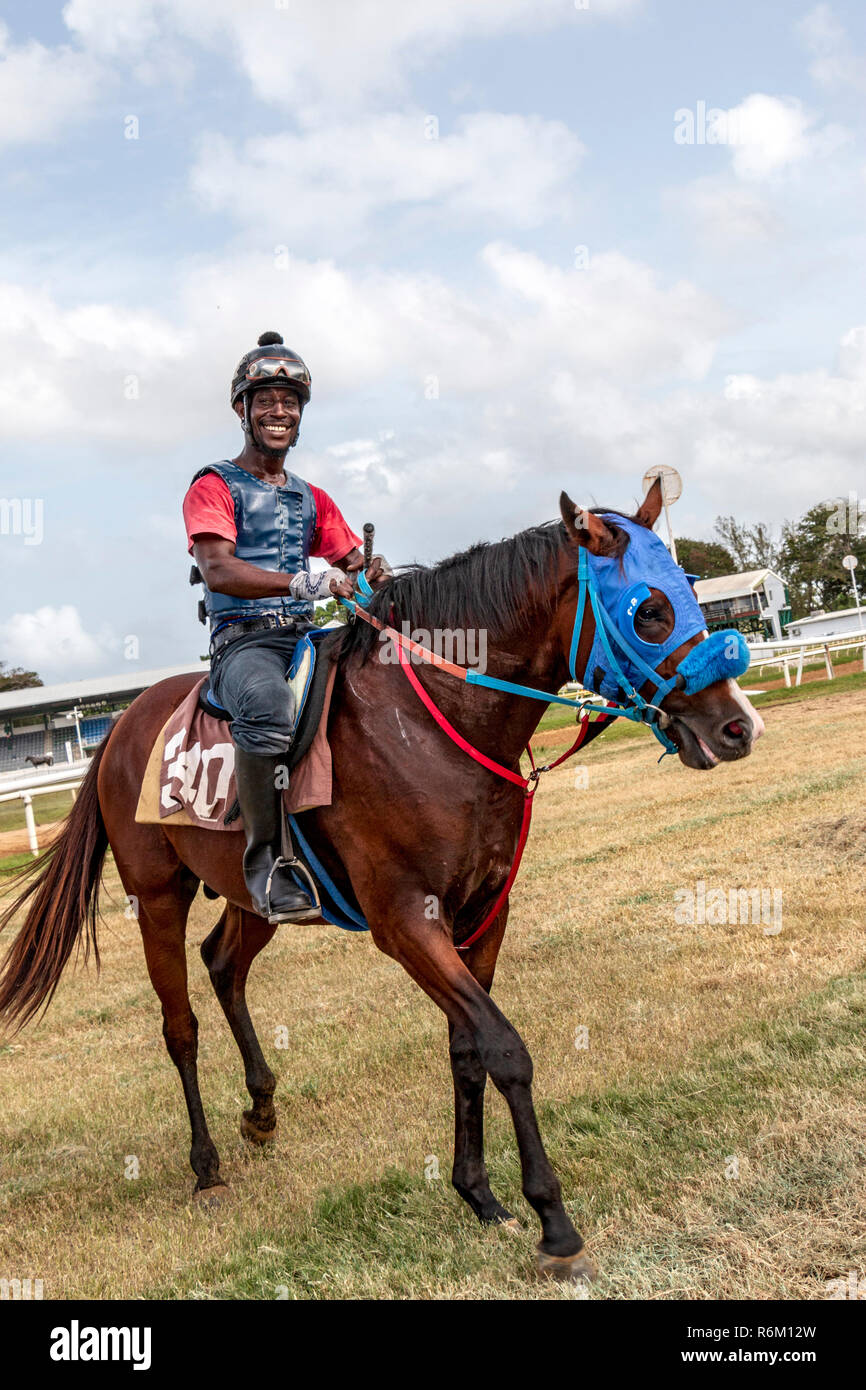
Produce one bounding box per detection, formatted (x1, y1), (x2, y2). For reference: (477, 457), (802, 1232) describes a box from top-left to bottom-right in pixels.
(244, 358), (311, 391)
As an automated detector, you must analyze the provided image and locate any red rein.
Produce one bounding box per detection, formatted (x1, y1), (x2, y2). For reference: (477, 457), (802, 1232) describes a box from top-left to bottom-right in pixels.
(353, 605), (608, 949)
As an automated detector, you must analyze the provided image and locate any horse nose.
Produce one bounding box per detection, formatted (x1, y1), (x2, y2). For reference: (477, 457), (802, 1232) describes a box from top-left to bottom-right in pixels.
(719, 712), (760, 750)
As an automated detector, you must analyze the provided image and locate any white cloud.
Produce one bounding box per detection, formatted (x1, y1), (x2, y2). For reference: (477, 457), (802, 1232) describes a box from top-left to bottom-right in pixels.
(479, 242), (727, 382)
(0, 242), (728, 446)
(481, 322), (866, 526)
(837, 325), (866, 379)
(669, 177), (783, 247)
(62, 0), (639, 116)
(313, 320), (866, 548)
(0, 283), (190, 440)
(61, 0), (161, 56)
(303, 434), (522, 535)
(663, 328), (866, 517)
(0, 605), (117, 676)
(0, 0), (642, 149)
(0, 21), (101, 148)
(1, 0), (857, 670)
(1, 240), (861, 553)
(796, 5), (866, 93)
(724, 93), (846, 181)
(191, 111), (584, 249)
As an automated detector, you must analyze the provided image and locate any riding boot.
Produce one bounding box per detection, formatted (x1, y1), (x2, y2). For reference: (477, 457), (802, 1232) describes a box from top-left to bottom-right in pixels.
(233, 748), (318, 924)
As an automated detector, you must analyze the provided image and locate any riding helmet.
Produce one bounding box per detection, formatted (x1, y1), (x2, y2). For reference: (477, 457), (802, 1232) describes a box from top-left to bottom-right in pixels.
(230, 332), (312, 409)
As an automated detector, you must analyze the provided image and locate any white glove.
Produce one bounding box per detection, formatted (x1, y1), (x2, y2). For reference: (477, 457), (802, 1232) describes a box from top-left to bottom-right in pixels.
(288, 568), (344, 602)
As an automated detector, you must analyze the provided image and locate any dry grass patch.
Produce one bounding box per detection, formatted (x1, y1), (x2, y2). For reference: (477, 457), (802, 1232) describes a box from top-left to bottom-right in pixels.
(0, 685), (863, 1299)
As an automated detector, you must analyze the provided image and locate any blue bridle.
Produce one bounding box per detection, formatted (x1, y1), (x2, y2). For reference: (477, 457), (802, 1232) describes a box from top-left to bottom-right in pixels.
(565, 517), (751, 753)
(350, 518), (751, 757)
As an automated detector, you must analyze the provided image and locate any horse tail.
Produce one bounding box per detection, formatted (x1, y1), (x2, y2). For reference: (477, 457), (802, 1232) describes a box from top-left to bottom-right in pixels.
(0, 735), (111, 1034)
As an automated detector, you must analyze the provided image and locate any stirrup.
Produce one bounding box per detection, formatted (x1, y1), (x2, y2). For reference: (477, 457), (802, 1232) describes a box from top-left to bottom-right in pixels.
(264, 856), (321, 923)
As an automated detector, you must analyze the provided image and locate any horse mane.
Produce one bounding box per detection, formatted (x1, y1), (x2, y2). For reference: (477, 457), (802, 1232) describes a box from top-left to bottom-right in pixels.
(336, 508), (631, 664)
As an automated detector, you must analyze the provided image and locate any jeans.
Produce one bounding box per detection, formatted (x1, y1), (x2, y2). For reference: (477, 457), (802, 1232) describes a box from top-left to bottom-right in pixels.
(208, 628), (301, 755)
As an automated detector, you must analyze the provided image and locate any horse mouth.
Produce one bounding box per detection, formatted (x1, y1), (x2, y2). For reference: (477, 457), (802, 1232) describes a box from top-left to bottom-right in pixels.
(668, 713), (756, 768)
(667, 717), (722, 770)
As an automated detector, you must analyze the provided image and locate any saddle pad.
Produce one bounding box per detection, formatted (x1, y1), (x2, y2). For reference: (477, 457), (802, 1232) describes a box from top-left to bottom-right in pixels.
(134, 663), (338, 831)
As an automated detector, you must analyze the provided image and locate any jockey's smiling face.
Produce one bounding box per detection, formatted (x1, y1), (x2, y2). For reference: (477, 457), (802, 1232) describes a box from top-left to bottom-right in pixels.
(235, 383), (301, 456)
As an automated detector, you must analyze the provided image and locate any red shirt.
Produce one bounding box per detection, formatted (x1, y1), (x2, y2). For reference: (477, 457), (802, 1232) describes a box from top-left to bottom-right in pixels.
(183, 471), (361, 565)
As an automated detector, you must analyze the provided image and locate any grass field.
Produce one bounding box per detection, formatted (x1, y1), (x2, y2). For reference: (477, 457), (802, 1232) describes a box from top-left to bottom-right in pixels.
(0, 682), (864, 1300)
(0, 788), (77, 834)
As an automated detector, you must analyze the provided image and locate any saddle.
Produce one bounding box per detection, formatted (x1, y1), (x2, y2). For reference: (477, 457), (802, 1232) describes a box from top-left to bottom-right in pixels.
(197, 626), (368, 933)
(200, 628), (339, 818)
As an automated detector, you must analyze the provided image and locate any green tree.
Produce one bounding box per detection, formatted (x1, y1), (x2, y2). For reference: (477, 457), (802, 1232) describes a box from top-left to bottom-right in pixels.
(779, 501), (866, 618)
(713, 516), (781, 571)
(0, 661), (43, 691)
(712, 515), (754, 569)
(748, 522), (780, 570)
(673, 537), (735, 579)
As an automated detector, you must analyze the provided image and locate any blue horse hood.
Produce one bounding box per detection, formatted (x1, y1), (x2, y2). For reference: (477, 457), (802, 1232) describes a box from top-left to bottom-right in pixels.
(582, 515), (707, 701)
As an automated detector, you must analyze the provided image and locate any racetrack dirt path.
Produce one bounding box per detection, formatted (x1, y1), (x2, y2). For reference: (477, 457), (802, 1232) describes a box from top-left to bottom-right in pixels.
(0, 821), (61, 858)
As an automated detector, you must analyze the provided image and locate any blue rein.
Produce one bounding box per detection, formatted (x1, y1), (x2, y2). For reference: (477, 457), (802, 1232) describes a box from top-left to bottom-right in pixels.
(347, 536), (751, 758)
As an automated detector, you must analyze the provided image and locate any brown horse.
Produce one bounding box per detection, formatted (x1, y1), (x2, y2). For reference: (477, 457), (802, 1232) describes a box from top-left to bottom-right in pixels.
(0, 483), (763, 1282)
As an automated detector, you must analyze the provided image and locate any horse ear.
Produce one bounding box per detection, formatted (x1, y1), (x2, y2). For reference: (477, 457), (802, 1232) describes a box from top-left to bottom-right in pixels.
(633, 477), (663, 529)
(559, 492), (616, 555)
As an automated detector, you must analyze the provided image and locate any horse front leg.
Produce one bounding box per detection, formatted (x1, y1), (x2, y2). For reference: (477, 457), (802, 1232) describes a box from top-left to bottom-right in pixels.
(371, 902), (594, 1282)
(449, 1019), (519, 1227)
(448, 913), (517, 1227)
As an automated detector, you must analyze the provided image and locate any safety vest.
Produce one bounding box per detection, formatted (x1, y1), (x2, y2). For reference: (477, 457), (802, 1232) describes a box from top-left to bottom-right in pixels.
(191, 460), (318, 628)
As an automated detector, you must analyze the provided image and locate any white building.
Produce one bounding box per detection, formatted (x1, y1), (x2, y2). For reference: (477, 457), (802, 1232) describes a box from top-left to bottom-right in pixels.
(693, 569), (791, 641)
(785, 606), (866, 641)
(0, 662), (206, 775)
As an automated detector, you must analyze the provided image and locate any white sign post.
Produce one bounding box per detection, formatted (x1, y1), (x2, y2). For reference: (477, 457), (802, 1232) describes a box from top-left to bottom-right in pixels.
(842, 555), (865, 667)
(642, 465), (683, 564)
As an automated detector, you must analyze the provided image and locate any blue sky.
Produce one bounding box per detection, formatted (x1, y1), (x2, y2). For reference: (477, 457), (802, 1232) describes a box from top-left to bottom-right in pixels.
(0, 0), (864, 680)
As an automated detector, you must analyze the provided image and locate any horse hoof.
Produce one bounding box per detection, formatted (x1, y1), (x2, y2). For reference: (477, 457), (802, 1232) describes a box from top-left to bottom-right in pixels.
(241, 1112), (276, 1146)
(536, 1246), (597, 1283)
(193, 1183), (231, 1209)
(499, 1216), (522, 1234)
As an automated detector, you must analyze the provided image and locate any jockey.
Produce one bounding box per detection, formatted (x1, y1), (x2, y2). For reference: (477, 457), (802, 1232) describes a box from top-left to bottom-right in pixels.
(183, 331), (381, 924)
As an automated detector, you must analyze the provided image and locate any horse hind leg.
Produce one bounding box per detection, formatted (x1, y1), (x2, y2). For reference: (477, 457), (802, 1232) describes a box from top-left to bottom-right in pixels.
(137, 884), (227, 1200)
(201, 905), (278, 1145)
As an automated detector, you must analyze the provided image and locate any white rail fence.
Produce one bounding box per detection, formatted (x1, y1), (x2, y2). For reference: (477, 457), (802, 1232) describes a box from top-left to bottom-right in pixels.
(744, 630), (866, 688)
(0, 762), (88, 857)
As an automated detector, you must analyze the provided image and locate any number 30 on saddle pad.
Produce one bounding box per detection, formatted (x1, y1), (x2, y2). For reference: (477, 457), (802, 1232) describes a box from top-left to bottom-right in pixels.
(133, 631), (369, 932)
